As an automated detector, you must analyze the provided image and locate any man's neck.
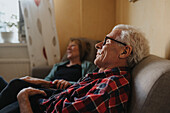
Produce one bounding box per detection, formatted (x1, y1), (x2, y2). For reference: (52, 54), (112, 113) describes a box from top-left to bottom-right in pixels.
(98, 68), (105, 73)
(98, 63), (128, 73)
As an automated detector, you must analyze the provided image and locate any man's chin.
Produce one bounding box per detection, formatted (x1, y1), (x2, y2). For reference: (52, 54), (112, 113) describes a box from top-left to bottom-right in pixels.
(67, 56), (71, 60)
(94, 58), (97, 65)
(94, 59), (101, 68)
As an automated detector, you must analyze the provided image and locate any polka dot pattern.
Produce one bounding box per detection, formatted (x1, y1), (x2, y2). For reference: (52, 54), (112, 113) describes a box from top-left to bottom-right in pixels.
(48, 8), (52, 15)
(24, 8), (28, 18)
(29, 35), (32, 45)
(52, 36), (56, 46)
(37, 18), (42, 35)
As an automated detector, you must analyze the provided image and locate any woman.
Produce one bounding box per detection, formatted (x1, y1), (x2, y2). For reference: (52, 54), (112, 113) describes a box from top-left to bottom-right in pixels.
(44, 38), (96, 88)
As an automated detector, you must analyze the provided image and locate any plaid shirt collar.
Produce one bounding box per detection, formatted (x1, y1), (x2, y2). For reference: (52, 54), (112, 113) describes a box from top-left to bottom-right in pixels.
(82, 67), (129, 80)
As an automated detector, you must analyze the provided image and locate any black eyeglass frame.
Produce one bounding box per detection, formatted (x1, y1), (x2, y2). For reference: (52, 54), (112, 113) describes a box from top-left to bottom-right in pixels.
(103, 36), (127, 46)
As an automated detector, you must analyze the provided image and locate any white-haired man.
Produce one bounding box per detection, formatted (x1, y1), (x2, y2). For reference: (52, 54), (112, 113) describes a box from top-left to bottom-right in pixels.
(1, 24), (150, 113)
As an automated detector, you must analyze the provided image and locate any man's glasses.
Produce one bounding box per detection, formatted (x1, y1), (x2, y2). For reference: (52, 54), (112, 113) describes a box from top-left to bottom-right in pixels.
(103, 36), (127, 46)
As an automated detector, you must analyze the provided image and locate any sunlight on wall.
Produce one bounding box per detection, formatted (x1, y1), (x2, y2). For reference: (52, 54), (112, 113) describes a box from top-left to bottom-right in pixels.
(116, 0), (170, 59)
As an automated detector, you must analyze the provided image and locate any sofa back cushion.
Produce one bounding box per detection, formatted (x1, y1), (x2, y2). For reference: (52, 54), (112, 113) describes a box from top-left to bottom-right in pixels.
(128, 55), (170, 113)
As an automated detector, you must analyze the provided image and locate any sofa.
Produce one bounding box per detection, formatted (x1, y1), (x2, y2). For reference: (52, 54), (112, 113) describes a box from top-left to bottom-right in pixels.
(32, 54), (170, 113)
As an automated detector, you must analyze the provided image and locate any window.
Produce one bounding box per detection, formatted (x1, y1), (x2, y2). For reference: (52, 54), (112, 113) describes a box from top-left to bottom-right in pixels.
(0, 0), (19, 43)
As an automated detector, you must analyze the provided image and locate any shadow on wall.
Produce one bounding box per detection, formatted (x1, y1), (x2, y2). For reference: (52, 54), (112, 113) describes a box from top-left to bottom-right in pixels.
(165, 40), (170, 60)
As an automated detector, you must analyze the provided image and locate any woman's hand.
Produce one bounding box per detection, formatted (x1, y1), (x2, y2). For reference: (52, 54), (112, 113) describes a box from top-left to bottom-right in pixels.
(52, 79), (71, 89)
(20, 76), (51, 88)
(17, 87), (46, 113)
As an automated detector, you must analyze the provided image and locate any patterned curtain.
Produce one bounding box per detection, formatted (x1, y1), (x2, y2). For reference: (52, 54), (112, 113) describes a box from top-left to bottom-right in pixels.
(20, 0), (61, 69)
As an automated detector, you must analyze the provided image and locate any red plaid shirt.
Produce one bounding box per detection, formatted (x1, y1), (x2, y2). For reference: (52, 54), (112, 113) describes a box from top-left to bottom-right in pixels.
(40, 67), (131, 113)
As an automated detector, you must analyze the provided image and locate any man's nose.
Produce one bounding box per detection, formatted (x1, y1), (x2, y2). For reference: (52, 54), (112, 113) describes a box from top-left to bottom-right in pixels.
(95, 42), (103, 49)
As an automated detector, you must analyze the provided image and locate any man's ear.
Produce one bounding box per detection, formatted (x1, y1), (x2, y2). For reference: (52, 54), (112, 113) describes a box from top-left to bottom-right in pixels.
(119, 45), (132, 59)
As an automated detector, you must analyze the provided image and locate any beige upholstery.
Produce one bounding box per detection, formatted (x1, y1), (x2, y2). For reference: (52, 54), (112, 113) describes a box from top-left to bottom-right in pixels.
(128, 55), (170, 113)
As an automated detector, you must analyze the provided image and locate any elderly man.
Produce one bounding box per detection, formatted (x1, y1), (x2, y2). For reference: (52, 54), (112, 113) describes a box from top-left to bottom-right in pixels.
(2, 24), (150, 113)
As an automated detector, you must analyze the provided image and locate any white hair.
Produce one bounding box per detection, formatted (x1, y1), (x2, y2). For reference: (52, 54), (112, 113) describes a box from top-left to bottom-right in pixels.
(113, 24), (150, 68)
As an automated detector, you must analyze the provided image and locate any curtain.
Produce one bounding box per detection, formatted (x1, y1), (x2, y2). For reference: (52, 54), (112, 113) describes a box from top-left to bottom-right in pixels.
(20, 0), (60, 69)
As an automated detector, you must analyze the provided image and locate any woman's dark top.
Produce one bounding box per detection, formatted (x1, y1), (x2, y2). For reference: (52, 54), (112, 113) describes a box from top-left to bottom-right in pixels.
(54, 63), (82, 82)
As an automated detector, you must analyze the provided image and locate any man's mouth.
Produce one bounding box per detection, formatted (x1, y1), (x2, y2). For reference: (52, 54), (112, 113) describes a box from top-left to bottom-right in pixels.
(98, 53), (101, 55)
(67, 50), (72, 53)
(96, 52), (101, 57)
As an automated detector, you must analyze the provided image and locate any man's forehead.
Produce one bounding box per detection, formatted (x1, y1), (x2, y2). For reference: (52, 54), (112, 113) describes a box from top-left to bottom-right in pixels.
(107, 29), (122, 39)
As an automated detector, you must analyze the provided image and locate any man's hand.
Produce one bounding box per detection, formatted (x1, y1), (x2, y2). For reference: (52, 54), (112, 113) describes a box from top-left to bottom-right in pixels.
(17, 87), (47, 98)
(20, 76), (51, 88)
(17, 87), (46, 113)
(52, 79), (71, 89)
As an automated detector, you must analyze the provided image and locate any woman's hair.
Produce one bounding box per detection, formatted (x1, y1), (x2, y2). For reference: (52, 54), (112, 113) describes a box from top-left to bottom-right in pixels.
(113, 24), (150, 68)
(70, 38), (91, 62)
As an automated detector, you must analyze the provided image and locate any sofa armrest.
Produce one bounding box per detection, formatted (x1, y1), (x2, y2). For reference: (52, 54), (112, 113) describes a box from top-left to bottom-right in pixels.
(31, 66), (53, 79)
